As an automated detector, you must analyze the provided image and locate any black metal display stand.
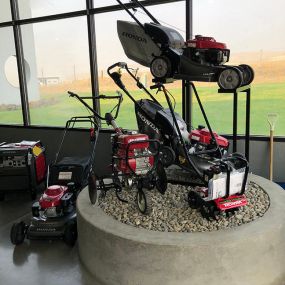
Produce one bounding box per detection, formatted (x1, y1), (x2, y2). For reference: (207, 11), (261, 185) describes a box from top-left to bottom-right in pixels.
(218, 85), (251, 161)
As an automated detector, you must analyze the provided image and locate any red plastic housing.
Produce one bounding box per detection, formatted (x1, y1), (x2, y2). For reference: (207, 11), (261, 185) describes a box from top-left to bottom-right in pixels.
(39, 185), (68, 209)
(115, 133), (154, 174)
(117, 134), (150, 150)
(189, 128), (229, 148)
(186, 35), (227, 49)
(214, 194), (247, 211)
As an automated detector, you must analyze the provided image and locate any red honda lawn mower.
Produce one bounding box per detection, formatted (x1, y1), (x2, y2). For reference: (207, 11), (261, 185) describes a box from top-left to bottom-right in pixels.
(116, 0), (254, 90)
(69, 91), (167, 214)
(10, 112), (99, 246)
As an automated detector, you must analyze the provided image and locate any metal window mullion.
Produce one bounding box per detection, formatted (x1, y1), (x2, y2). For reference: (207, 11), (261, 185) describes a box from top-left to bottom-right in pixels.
(86, 0), (100, 118)
(10, 0), (30, 125)
(184, 0), (193, 130)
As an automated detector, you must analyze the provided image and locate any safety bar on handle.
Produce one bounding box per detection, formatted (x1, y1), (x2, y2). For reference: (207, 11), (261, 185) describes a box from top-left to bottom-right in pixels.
(68, 91), (123, 121)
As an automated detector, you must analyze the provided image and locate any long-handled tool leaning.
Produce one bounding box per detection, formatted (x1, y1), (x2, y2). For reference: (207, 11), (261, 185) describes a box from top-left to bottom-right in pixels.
(267, 113), (279, 181)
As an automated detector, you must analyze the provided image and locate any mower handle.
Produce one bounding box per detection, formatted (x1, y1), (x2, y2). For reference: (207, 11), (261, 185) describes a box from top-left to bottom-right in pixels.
(68, 91), (123, 121)
(107, 62), (127, 90)
(68, 91), (122, 101)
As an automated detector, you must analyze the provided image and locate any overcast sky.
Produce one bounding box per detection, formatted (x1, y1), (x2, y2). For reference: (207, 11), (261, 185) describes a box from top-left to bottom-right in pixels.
(19, 0), (285, 79)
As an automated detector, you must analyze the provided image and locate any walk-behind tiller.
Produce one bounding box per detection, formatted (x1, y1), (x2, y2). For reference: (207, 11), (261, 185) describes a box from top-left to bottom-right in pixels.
(67, 92), (167, 215)
(115, 0), (254, 90)
(10, 97), (102, 246)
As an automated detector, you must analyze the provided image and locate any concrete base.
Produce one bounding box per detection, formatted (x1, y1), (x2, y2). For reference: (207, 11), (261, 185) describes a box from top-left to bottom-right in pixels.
(77, 175), (285, 285)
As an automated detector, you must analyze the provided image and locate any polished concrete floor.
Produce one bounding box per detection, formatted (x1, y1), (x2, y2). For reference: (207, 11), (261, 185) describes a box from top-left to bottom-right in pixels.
(0, 192), (96, 285)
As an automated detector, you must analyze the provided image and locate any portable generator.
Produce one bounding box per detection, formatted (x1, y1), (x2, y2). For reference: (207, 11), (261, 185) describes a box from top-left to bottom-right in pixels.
(0, 141), (46, 200)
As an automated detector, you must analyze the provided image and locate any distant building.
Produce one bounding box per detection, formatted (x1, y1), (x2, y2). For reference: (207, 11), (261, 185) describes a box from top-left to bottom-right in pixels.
(38, 76), (60, 86)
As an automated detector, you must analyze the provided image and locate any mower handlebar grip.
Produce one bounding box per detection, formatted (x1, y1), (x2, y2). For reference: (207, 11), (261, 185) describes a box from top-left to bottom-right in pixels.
(68, 91), (78, 97)
(107, 62), (127, 74)
(150, 84), (161, 90)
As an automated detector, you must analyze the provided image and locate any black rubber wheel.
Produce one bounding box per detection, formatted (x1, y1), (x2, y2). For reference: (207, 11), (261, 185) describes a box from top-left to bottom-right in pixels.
(188, 191), (201, 209)
(88, 173), (97, 205)
(0, 193), (5, 202)
(150, 56), (173, 79)
(63, 222), (77, 247)
(136, 189), (148, 214)
(239, 64), (254, 86)
(200, 202), (219, 221)
(160, 146), (176, 167)
(10, 221), (26, 245)
(218, 66), (243, 90)
(155, 162), (168, 195)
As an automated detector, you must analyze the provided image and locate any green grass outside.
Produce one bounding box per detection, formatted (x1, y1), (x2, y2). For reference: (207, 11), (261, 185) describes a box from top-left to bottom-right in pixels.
(1, 82), (285, 136)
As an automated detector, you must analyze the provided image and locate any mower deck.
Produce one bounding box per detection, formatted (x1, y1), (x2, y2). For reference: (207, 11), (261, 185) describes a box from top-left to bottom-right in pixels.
(27, 210), (76, 240)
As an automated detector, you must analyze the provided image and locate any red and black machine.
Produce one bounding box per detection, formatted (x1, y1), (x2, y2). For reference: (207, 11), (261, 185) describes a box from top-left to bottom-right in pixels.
(10, 114), (98, 246)
(68, 92), (167, 214)
(116, 0), (254, 90)
(0, 141), (46, 201)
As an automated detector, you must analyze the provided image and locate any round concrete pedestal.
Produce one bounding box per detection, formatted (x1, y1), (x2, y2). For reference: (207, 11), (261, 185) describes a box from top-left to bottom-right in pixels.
(77, 175), (285, 285)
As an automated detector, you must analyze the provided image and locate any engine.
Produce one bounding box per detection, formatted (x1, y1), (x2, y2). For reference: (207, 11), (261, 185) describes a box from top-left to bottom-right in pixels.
(189, 125), (229, 155)
(113, 132), (154, 175)
(186, 35), (230, 66)
(32, 185), (74, 218)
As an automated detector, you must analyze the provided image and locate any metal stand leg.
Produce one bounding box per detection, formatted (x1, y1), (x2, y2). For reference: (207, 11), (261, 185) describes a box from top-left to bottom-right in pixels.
(233, 91), (238, 153)
(245, 89), (251, 161)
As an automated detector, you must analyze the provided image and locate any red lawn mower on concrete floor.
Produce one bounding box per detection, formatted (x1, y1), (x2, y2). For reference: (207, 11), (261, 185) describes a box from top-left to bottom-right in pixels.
(10, 114), (98, 246)
(116, 0), (254, 90)
(69, 91), (167, 215)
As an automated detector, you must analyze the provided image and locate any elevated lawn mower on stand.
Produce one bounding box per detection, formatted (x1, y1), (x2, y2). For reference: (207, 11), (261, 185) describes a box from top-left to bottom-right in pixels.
(10, 107), (99, 246)
(69, 91), (167, 215)
(106, 0), (253, 219)
(116, 0), (254, 90)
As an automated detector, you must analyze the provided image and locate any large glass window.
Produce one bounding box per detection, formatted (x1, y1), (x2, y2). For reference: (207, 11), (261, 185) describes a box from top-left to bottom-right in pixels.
(0, 1), (12, 23)
(193, 0), (285, 136)
(95, 2), (185, 129)
(0, 27), (23, 125)
(18, 0), (86, 19)
(21, 17), (92, 126)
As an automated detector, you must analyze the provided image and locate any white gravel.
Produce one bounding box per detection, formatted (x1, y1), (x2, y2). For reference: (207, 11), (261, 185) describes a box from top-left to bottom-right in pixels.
(99, 182), (270, 232)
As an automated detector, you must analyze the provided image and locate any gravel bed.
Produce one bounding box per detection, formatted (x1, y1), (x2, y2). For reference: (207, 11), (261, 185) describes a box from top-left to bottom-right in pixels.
(98, 182), (270, 232)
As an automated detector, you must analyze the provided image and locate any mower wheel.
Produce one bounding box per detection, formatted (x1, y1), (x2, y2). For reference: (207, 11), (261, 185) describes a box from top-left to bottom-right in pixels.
(188, 191), (201, 209)
(239, 64), (254, 86)
(88, 172), (97, 205)
(150, 56), (173, 79)
(156, 162), (168, 195)
(160, 146), (176, 167)
(136, 189), (152, 215)
(63, 222), (77, 247)
(10, 221), (26, 245)
(200, 202), (219, 221)
(218, 66), (243, 90)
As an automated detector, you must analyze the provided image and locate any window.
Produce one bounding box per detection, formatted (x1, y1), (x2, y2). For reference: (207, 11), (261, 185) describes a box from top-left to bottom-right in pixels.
(18, 0), (86, 19)
(0, 1), (12, 23)
(0, 27), (23, 125)
(193, 0), (285, 136)
(21, 17), (92, 126)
